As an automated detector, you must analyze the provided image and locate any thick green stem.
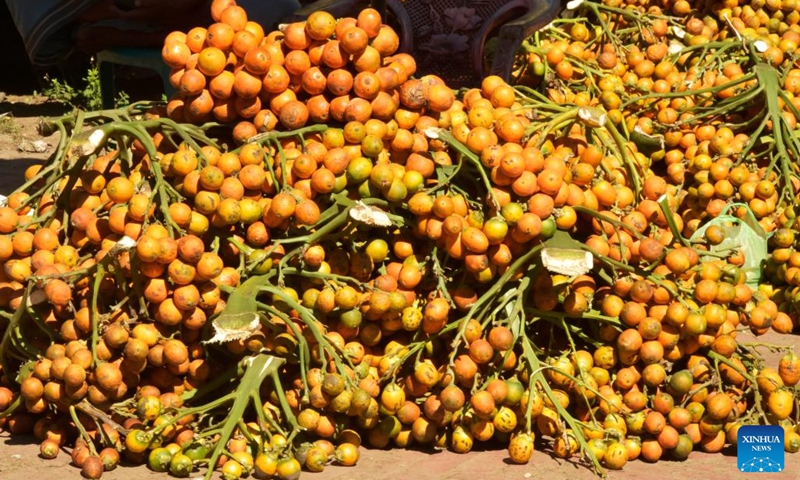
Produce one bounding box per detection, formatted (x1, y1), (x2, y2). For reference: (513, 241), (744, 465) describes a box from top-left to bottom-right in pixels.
(522, 336), (605, 477)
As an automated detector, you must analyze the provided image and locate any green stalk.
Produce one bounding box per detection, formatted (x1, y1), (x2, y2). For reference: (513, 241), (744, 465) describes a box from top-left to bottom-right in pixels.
(446, 243), (544, 356)
(657, 194), (690, 247)
(522, 336), (605, 476)
(70, 405), (98, 455)
(433, 129), (501, 210)
(0, 285), (33, 375)
(197, 354), (284, 480)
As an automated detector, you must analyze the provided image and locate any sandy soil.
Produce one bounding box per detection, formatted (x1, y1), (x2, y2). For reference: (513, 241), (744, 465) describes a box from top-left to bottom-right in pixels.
(0, 92), (799, 480)
(1, 427), (798, 480)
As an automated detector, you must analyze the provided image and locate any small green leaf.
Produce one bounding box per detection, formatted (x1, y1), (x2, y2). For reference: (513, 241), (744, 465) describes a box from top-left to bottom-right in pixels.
(208, 275), (271, 344)
(436, 164), (458, 184)
(15, 360), (35, 384)
(543, 230), (584, 250)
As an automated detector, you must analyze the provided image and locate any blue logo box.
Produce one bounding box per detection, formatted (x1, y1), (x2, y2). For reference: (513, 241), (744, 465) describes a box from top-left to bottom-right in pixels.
(738, 425), (785, 473)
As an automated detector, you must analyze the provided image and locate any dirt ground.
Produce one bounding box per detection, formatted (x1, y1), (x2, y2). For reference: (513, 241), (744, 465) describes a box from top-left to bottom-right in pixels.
(2, 430), (799, 480)
(0, 93), (65, 195)
(0, 93), (799, 480)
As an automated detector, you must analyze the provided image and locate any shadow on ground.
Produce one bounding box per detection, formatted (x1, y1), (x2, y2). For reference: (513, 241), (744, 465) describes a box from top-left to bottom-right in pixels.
(0, 99), (70, 119)
(0, 158), (43, 195)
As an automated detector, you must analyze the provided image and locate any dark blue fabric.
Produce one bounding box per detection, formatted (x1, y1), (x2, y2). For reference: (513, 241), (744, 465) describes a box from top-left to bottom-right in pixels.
(5, 0), (301, 66)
